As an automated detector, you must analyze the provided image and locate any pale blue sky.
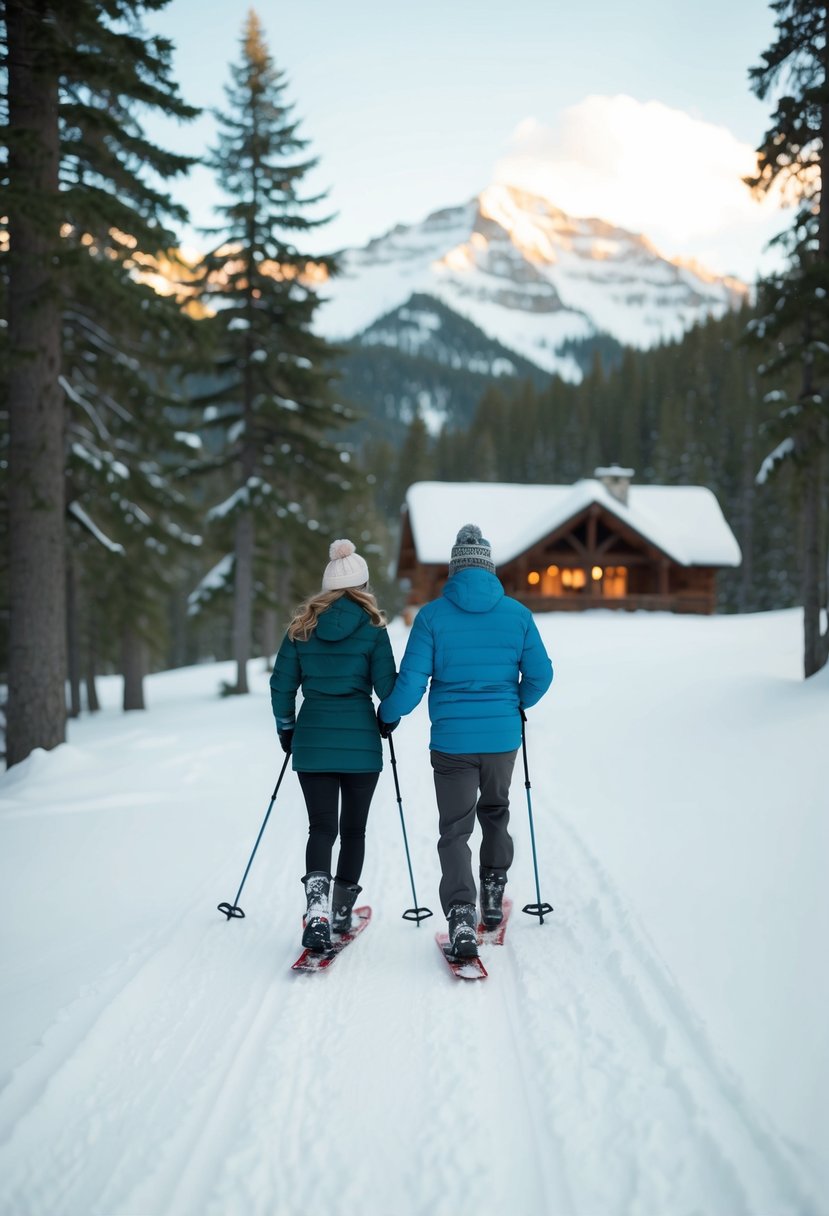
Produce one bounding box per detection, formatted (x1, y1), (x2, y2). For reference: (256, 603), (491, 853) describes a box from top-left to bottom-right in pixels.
(146, 0), (782, 277)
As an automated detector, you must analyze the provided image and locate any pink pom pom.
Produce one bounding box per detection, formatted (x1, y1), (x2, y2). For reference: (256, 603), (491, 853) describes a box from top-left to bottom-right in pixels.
(329, 538), (355, 560)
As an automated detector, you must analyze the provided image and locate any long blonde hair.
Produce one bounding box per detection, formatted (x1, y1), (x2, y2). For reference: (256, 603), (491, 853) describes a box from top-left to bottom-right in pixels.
(287, 587), (387, 641)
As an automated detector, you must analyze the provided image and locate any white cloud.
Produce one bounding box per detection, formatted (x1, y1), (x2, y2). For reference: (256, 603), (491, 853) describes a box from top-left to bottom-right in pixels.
(495, 96), (788, 281)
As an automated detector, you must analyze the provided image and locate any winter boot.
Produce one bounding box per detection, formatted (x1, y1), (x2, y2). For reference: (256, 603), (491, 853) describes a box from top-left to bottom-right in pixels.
(331, 879), (362, 935)
(447, 902), (478, 959)
(301, 871), (331, 952)
(480, 872), (507, 928)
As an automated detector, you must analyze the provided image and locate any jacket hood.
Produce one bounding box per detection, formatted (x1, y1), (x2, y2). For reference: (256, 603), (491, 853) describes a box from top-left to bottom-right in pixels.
(315, 596), (369, 641)
(442, 567), (505, 614)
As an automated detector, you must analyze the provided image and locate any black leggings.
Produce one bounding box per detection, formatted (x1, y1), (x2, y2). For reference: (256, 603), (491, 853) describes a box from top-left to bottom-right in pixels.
(298, 771), (380, 884)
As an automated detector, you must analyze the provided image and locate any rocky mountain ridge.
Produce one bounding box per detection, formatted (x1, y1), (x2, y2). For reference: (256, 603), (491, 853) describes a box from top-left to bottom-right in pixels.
(317, 183), (749, 380)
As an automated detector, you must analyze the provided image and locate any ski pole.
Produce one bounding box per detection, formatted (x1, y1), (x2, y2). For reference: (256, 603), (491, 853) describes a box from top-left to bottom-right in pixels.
(387, 734), (433, 924)
(217, 751), (291, 920)
(520, 714), (553, 924)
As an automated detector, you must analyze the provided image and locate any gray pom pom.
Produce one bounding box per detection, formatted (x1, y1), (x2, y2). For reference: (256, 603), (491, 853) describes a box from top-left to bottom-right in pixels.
(455, 524), (483, 545)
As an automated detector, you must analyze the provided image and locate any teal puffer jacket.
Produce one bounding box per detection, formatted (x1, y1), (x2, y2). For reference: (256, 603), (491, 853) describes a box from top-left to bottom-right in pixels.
(270, 597), (397, 772)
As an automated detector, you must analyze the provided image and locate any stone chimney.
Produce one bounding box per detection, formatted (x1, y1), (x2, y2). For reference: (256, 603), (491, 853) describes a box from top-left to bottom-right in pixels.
(594, 465), (634, 506)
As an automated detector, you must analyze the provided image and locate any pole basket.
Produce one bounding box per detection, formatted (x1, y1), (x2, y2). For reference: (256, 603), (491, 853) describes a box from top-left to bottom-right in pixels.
(402, 906), (433, 924)
(217, 902), (246, 920)
(522, 900), (554, 924)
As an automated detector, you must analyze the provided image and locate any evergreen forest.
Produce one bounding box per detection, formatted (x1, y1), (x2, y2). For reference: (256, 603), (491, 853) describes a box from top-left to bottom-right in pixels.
(1, 0), (826, 767)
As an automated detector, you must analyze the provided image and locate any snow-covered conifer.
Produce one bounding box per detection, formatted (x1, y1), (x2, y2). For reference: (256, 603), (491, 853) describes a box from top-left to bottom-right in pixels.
(194, 11), (351, 695)
(746, 0), (829, 677)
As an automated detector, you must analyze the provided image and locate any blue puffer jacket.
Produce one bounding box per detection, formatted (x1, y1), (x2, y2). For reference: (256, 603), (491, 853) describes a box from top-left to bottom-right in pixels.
(379, 568), (553, 754)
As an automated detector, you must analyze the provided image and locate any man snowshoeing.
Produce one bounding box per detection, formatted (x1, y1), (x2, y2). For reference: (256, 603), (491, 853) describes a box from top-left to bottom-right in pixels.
(378, 524), (553, 959)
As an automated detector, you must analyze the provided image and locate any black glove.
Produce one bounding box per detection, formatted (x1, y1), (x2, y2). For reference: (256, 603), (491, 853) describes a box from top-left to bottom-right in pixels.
(376, 708), (400, 739)
(278, 729), (294, 755)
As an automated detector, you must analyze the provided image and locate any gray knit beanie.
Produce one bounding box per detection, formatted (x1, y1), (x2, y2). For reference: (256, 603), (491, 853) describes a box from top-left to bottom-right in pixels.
(448, 524), (495, 576)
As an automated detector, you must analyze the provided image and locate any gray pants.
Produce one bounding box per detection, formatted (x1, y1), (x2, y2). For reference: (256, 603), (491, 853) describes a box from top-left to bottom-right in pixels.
(430, 749), (518, 914)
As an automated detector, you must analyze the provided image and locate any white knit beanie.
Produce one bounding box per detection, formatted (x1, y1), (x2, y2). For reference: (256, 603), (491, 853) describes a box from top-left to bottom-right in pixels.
(322, 538), (369, 590)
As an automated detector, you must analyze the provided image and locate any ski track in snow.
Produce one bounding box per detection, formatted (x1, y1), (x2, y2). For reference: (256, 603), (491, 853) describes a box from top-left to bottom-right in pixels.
(509, 817), (813, 1216)
(0, 813), (816, 1215)
(0, 662), (822, 1216)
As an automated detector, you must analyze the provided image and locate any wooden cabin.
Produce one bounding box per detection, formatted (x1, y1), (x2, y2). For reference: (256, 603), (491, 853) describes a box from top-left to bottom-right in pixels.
(396, 468), (741, 615)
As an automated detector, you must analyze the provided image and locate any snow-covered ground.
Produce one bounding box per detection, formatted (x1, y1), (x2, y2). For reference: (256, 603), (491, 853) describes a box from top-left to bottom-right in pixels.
(0, 608), (826, 1215)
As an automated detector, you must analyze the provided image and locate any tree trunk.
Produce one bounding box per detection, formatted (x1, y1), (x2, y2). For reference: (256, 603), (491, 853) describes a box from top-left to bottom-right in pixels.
(813, 6), (829, 675)
(261, 604), (278, 668)
(167, 583), (190, 670)
(737, 419), (756, 614)
(798, 285), (828, 676)
(230, 218), (258, 697)
(85, 664), (100, 714)
(821, 580), (829, 670)
(232, 510), (254, 694)
(85, 599), (100, 712)
(66, 551), (81, 718)
(801, 419), (829, 678)
(5, 1), (67, 766)
(275, 539), (293, 611)
(122, 623), (147, 711)
(260, 540), (287, 667)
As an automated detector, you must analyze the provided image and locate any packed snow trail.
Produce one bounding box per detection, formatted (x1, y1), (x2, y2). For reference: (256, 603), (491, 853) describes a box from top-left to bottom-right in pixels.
(0, 798), (811, 1216)
(0, 614), (825, 1215)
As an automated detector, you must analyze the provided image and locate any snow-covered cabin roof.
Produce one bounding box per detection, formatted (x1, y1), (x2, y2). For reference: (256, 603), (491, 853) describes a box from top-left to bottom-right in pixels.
(405, 480), (741, 568)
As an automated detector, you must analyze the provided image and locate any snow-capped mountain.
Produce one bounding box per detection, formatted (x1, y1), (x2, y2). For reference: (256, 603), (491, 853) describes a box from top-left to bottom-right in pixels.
(317, 183), (749, 379)
(357, 291), (546, 380)
(336, 291), (551, 441)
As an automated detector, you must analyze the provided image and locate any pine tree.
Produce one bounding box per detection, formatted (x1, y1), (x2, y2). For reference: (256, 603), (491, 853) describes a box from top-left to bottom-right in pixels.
(2, 0), (200, 756)
(57, 2), (201, 710)
(382, 413), (432, 520)
(746, 0), (829, 676)
(3, 2), (65, 765)
(61, 262), (204, 712)
(196, 10), (347, 695)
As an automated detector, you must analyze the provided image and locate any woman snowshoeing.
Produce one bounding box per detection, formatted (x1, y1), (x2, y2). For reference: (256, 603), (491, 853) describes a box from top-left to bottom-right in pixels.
(270, 538), (397, 951)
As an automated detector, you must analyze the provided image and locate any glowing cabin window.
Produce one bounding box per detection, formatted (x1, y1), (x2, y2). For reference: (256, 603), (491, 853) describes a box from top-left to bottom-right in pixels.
(541, 564), (561, 595)
(538, 564), (614, 596)
(603, 565), (628, 596)
(529, 561), (630, 600)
